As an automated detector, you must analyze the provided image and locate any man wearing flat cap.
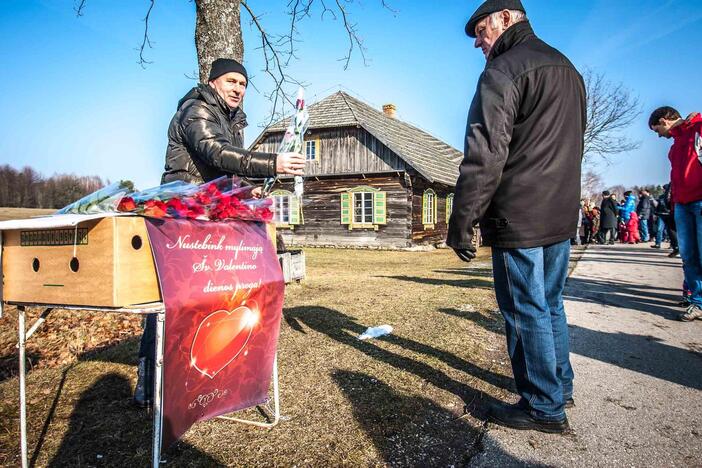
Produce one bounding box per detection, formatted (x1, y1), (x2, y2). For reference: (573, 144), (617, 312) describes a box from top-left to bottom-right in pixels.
(133, 58), (305, 407)
(448, 0), (586, 433)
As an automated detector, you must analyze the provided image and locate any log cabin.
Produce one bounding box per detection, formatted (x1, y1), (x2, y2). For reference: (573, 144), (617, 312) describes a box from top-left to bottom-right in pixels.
(250, 91), (462, 249)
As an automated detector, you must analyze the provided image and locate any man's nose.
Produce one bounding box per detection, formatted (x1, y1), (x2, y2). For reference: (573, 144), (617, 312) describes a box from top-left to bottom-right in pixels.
(474, 37), (481, 49)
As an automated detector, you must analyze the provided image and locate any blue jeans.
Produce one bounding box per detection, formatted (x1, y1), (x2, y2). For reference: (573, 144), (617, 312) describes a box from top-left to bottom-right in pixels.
(139, 315), (157, 362)
(639, 218), (649, 242)
(674, 201), (702, 306)
(655, 216), (665, 246)
(492, 240), (574, 421)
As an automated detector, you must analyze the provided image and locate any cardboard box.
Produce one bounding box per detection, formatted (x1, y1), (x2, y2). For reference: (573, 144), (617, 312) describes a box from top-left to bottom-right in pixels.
(2, 216), (161, 307)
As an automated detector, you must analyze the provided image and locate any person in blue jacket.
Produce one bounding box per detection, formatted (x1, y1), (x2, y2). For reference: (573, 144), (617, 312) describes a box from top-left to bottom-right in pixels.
(619, 191), (637, 222)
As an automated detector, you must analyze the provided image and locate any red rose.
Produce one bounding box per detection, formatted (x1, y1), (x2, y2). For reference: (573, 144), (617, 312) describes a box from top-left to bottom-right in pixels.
(117, 197), (137, 212)
(166, 197), (189, 218)
(143, 199), (167, 218)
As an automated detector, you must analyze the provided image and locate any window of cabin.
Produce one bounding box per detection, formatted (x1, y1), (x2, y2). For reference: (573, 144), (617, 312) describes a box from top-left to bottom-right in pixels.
(270, 189), (301, 227)
(305, 140), (317, 161)
(446, 194), (454, 223)
(353, 191), (374, 224)
(273, 193), (291, 224)
(341, 187), (386, 229)
(423, 189), (437, 228)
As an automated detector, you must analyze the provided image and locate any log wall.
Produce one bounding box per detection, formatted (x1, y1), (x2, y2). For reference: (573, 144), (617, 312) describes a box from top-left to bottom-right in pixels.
(254, 127), (410, 176)
(410, 176), (454, 245)
(272, 175), (412, 249)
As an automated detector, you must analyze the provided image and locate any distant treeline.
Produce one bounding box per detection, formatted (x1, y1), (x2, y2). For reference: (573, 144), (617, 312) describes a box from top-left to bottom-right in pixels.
(0, 165), (106, 209)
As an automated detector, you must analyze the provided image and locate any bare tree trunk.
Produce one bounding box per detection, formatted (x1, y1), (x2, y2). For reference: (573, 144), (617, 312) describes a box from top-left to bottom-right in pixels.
(195, 0), (244, 84)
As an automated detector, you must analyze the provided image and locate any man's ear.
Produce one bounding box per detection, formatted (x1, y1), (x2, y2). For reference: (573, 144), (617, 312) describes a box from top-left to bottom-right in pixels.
(501, 10), (512, 27)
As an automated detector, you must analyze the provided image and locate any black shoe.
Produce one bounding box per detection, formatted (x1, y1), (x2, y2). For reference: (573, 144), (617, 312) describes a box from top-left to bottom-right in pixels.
(668, 249), (679, 258)
(650, 244), (661, 249)
(516, 397), (575, 409)
(488, 403), (570, 434)
(133, 357), (154, 408)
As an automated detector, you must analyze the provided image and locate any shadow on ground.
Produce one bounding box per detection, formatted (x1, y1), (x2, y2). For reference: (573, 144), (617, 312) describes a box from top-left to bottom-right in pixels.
(569, 324), (702, 391)
(432, 268), (494, 278)
(564, 276), (682, 321)
(284, 306), (515, 418)
(332, 370), (539, 467)
(578, 256), (680, 269)
(45, 373), (220, 467)
(376, 275), (494, 289)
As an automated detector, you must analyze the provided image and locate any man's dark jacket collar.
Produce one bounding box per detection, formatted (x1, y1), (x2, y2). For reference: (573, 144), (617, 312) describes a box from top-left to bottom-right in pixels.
(488, 20), (536, 62)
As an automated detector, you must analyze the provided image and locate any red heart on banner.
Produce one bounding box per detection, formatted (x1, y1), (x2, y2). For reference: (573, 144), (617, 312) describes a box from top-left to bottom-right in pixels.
(190, 306), (256, 379)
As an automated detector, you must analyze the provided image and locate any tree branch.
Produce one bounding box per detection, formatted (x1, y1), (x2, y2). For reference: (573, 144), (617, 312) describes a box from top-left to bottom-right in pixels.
(334, 0), (367, 70)
(76, 0), (394, 121)
(74, 0), (87, 17)
(136, 0), (156, 68)
(583, 68), (642, 165)
(241, 0), (302, 124)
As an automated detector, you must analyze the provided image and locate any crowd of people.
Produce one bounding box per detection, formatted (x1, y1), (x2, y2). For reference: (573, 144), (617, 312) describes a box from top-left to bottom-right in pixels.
(573, 186), (678, 257)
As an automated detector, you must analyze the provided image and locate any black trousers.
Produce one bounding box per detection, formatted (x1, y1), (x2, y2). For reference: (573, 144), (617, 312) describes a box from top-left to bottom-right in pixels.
(138, 315), (157, 361)
(661, 215), (679, 249)
(598, 228), (615, 243)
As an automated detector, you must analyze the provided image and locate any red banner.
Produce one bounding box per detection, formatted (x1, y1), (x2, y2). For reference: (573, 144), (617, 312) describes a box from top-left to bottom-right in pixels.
(145, 218), (284, 449)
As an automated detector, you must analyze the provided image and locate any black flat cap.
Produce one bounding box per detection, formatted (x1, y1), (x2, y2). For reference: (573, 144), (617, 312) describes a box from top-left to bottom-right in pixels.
(465, 0), (526, 38)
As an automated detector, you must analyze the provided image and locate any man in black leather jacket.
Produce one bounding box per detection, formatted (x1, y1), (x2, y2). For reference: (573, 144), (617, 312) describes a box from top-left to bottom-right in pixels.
(448, 0), (586, 433)
(134, 58), (305, 407)
(161, 58), (304, 185)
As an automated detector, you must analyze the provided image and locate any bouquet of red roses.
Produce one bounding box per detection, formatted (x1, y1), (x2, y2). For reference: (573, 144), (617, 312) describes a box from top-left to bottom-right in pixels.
(58, 176), (274, 223)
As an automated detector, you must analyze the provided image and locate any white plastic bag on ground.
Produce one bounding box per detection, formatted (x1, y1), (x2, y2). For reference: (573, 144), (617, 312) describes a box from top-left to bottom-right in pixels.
(358, 325), (393, 340)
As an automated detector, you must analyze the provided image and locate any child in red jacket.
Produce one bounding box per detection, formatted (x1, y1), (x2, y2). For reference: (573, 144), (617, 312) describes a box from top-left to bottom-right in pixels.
(626, 212), (641, 244)
(619, 220), (628, 243)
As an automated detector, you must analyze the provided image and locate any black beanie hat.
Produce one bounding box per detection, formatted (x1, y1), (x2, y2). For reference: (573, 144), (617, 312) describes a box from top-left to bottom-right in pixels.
(207, 58), (248, 85)
(465, 0), (526, 38)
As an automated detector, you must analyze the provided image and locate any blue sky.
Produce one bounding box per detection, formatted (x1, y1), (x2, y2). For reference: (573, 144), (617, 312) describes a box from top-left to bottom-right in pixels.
(1, 0), (700, 190)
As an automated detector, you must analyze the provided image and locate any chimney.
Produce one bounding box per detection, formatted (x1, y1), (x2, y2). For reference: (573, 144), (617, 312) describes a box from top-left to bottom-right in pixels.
(382, 104), (397, 119)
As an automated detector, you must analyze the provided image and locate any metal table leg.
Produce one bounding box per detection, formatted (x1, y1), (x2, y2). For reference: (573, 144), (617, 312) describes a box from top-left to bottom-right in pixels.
(152, 310), (165, 467)
(217, 353), (281, 428)
(18, 305), (27, 468)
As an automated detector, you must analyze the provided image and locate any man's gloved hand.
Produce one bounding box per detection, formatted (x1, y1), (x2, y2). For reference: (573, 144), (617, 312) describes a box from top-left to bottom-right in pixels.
(453, 247), (477, 263)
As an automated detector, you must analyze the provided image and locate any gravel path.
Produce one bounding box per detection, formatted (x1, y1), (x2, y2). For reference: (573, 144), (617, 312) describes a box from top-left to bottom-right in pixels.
(472, 243), (702, 467)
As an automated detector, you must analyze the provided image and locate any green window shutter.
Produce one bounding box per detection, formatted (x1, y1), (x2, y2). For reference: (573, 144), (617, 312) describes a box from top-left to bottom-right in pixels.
(340, 192), (351, 224)
(422, 191), (428, 224)
(290, 196), (301, 225)
(433, 196), (438, 224)
(446, 195), (454, 224)
(373, 191), (387, 225)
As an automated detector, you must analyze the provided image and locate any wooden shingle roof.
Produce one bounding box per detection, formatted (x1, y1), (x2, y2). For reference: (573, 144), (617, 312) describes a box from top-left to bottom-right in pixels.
(252, 91), (461, 186)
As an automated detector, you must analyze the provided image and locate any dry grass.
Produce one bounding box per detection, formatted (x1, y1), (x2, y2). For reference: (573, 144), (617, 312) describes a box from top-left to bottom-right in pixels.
(0, 243), (515, 467)
(0, 208), (54, 222)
